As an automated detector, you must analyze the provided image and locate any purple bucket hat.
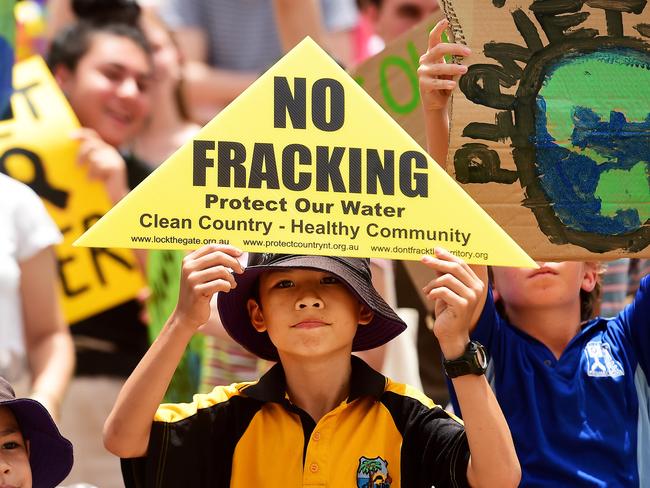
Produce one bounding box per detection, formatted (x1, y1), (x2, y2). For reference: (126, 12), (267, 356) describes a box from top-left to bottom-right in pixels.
(217, 253), (407, 361)
(0, 377), (73, 488)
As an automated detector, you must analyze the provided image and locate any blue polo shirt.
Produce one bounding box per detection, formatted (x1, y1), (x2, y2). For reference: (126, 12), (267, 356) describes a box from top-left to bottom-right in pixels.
(450, 276), (650, 487)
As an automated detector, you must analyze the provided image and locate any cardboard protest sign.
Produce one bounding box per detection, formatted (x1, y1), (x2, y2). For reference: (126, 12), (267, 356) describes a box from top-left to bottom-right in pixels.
(76, 38), (535, 267)
(351, 10), (446, 153)
(442, 0), (650, 260)
(0, 56), (144, 323)
(0, 1), (14, 120)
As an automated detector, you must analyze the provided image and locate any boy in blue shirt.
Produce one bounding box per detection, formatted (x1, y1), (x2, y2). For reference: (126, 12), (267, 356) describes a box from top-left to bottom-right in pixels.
(427, 256), (650, 487)
(418, 18), (650, 486)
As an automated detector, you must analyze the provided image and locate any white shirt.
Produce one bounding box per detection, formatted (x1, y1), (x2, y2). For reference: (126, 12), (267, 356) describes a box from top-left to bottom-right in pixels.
(0, 173), (61, 381)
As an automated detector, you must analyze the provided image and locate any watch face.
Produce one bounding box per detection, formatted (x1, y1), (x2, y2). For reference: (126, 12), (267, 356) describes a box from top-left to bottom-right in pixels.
(444, 341), (488, 377)
(475, 344), (488, 369)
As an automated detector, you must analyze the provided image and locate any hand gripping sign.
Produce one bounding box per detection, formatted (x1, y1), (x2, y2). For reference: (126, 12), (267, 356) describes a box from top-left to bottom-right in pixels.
(75, 38), (535, 267)
(0, 56), (144, 323)
(442, 0), (650, 261)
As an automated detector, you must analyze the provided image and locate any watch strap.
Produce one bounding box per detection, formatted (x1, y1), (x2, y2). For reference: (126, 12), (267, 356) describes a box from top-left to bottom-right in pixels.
(443, 341), (487, 378)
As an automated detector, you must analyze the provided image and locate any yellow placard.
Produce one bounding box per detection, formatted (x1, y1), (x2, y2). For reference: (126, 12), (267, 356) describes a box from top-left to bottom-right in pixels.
(0, 56), (144, 323)
(75, 39), (535, 267)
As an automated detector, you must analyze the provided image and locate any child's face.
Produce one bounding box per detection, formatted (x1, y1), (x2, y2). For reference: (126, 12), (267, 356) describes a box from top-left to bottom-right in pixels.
(491, 261), (597, 314)
(247, 268), (374, 359)
(55, 33), (153, 147)
(0, 406), (32, 488)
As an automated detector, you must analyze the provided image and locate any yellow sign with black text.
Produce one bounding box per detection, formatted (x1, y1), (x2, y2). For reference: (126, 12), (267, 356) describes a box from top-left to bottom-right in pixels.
(0, 57), (144, 323)
(76, 39), (535, 267)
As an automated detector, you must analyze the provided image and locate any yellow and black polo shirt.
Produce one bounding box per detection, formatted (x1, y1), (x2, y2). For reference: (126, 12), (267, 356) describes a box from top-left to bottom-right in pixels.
(122, 356), (470, 488)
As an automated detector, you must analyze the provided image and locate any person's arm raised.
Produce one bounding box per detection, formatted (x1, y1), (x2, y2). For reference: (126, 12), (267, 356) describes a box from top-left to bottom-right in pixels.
(103, 245), (243, 458)
(421, 248), (520, 488)
(418, 19), (471, 169)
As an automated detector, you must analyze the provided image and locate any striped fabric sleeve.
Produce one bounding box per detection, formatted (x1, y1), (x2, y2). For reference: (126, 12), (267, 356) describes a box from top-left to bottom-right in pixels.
(159, 0), (204, 31)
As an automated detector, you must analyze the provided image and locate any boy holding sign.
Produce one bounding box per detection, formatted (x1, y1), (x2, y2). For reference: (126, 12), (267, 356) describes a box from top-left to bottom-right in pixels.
(103, 18), (520, 487)
(104, 246), (519, 487)
(430, 252), (650, 487)
(100, 27), (519, 483)
(418, 19), (650, 488)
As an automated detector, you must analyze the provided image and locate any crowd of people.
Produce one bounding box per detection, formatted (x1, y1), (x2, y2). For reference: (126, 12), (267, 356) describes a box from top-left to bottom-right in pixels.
(1, 0), (649, 487)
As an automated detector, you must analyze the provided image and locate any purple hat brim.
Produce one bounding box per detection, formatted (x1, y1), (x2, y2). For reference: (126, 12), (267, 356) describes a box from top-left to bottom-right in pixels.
(2, 397), (73, 487)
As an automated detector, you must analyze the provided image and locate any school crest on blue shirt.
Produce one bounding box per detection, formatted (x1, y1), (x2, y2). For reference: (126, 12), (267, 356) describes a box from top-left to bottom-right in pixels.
(357, 456), (391, 487)
(584, 341), (624, 378)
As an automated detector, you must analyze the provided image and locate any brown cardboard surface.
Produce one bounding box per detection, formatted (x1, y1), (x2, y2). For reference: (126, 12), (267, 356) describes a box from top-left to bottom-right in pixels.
(350, 10), (446, 154)
(442, 0), (650, 261)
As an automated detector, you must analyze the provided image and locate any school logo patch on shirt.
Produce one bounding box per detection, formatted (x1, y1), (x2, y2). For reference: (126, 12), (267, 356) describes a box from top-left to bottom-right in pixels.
(584, 341), (624, 378)
(357, 456), (391, 487)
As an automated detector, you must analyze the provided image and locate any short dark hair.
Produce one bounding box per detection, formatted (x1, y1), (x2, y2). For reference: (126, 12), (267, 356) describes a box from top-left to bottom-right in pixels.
(488, 266), (601, 322)
(47, 21), (151, 73)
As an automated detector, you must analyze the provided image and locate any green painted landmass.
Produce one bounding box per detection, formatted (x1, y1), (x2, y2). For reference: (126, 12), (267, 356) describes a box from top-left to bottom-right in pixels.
(595, 161), (650, 221)
(538, 50), (650, 159)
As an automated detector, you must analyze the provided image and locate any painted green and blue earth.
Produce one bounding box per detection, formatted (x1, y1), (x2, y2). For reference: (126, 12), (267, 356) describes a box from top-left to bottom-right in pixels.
(534, 48), (650, 237)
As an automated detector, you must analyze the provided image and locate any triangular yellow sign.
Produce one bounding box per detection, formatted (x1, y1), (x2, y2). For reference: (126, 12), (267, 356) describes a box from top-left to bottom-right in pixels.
(76, 38), (535, 267)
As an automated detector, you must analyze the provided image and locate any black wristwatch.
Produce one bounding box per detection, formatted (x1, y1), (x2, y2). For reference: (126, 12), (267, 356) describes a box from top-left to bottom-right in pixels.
(443, 341), (488, 378)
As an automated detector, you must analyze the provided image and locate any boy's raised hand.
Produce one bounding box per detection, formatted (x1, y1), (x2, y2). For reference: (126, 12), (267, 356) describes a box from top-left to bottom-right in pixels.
(418, 19), (471, 113)
(174, 244), (244, 331)
(421, 248), (487, 359)
(422, 250), (521, 487)
(104, 244), (243, 459)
